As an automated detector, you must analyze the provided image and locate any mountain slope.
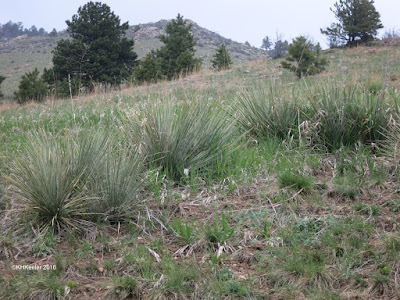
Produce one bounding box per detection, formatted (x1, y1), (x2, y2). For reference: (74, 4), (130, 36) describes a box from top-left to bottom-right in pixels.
(0, 19), (267, 99)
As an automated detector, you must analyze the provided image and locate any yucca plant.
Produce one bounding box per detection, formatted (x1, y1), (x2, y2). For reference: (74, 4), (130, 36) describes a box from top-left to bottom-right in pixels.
(232, 87), (299, 140)
(90, 147), (144, 223)
(382, 117), (400, 163)
(5, 130), (107, 233)
(310, 85), (390, 151)
(126, 99), (237, 181)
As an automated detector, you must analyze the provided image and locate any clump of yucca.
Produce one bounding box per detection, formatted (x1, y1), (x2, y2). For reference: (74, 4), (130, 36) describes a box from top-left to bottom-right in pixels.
(90, 147), (145, 223)
(5, 130), (107, 233)
(125, 99), (237, 181)
(233, 87), (299, 140)
(310, 85), (390, 151)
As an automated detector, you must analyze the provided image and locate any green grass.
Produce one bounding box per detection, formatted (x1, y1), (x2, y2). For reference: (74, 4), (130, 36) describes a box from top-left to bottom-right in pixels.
(278, 171), (314, 191)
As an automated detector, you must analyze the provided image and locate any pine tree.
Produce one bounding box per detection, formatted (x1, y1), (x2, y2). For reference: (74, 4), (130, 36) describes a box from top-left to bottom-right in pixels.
(157, 14), (201, 79)
(51, 1), (137, 93)
(0, 75), (5, 98)
(49, 28), (58, 37)
(134, 51), (165, 83)
(261, 36), (272, 51)
(211, 44), (232, 71)
(281, 36), (328, 78)
(321, 0), (383, 47)
(15, 68), (47, 104)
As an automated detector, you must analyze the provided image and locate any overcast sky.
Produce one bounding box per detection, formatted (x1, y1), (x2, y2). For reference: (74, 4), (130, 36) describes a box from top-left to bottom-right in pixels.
(1, 0), (399, 48)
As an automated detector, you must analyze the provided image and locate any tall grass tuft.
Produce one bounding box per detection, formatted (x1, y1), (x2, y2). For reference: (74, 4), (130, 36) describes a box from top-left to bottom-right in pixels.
(232, 87), (299, 140)
(5, 130), (107, 233)
(125, 99), (237, 181)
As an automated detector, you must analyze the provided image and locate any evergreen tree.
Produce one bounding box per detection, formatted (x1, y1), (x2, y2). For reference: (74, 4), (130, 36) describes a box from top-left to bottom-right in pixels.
(134, 51), (165, 83)
(157, 14), (200, 79)
(261, 36), (272, 51)
(211, 44), (233, 71)
(281, 36), (328, 78)
(51, 1), (137, 93)
(321, 0), (383, 47)
(15, 68), (47, 104)
(270, 33), (289, 59)
(42, 67), (80, 99)
(0, 21), (24, 39)
(0, 75), (5, 98)
(49, 28), (58, 37)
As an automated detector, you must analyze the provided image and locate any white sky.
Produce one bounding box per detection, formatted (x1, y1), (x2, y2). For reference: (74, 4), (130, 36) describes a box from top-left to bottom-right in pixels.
(1, 0), (399, 48)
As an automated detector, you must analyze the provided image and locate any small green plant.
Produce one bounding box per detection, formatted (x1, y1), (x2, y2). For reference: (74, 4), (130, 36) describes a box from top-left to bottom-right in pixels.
(0, 235), (19, 260)
(284, 249), (326, 281)
(170, 218), (198, 245)
(205, 213), (235, 244)
(215, 267), (233, 281)
(221, 279), (252, 297)
(259, 222), (271, 239)
(76, 240), (95, 258)
(310, 86), (389, 151)
(109, 275), (138, 299)
(157, 259), (200, 298)
(278, 171), (314, 191)
(123, 245), (158, 279)
(384, 235), (400, 257)
(365, 78), (383, 94)
(2, 273), (65, 299)
(386, 199), (400, 212)
(104, 259), (117, 273)
(353, 203), (380, 216)
(30, 233), (57, 257)
(209, 250), (226, 267)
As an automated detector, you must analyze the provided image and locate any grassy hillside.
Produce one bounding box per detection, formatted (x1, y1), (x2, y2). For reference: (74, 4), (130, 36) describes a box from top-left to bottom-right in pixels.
(0, 19), (266, 100)
(1, 45), (400, 299)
